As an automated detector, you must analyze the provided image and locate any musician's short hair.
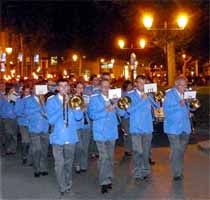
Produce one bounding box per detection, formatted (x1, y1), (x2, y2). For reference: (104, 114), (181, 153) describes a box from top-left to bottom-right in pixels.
(122, 80), (132, 91)
(90, 74), (97, 81)
(56, 78), (68, 85)
(99, 78), (110, 86)
(175, 76), (188, 86)
(135, 75), (146, 81)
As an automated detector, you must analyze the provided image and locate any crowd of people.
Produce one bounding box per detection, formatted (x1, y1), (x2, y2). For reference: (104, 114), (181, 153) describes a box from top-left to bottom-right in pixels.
(0, 72), (194, 198)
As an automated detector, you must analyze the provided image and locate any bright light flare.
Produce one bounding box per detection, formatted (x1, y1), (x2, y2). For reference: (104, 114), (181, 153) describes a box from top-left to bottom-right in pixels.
(5, 47), (13, 55)
(118, 39), (125, 49)
(139, 38), (146, 49)
(143, 15), (153, 29)
(177, 14), (188, 29)
(63, 69), (67, 76)
(72, 54), (78, 62)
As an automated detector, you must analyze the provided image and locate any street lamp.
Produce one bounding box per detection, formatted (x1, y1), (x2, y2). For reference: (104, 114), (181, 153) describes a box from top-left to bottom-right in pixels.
(142, 14), (153, 29)
(5, 47), (13, 55)
(72, 54), (78, 62)
(118, 39), (125, 49)
(117, 38), (146, 81)
(177, 14), (188, 29)
(139, 38), (146, 49)
(72, 54), (84, 76)
(142, 13), (189, 86)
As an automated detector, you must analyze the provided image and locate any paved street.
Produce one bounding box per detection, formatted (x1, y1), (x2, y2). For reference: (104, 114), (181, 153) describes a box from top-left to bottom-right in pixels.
(1, 141), (209, 200)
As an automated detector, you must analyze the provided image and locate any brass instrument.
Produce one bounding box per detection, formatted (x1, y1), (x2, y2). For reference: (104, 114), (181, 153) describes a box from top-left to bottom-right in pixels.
(37, 95), (48, 120)
(154, 91), (165, 103)
(115, 96), (131, 137)
(69, 95), (84, 110)
(117, 96), (131, 110)
(153, 91), (165, 122)
(38, 95), (46, 105)
(189, 98), (201, 110)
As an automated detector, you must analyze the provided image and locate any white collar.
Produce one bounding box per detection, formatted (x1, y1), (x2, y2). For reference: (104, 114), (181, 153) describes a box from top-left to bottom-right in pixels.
(175, 88), (184, 99)
(101, 94), (109, 101)
(34, 95), (39, 103)
(136, 89), (142, 97)
(58, 94), (63, 102)
(24, 95), (31, 98)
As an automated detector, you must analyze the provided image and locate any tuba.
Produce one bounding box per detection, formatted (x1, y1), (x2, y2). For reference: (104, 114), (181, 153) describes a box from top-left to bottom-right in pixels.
(69, 95), (84, 109)
(117, 96), (131, 110)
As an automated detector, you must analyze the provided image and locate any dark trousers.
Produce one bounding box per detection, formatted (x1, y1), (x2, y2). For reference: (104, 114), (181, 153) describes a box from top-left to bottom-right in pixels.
(52, 143), (75, 193)
(30, 133), (49, 173)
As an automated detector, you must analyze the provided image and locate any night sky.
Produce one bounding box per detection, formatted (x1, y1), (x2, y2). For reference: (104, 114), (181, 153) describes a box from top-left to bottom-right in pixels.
(1, 0), (209, 62)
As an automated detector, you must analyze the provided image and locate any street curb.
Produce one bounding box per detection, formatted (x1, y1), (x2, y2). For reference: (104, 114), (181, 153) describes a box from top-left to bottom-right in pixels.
(197, 140), (210, 155)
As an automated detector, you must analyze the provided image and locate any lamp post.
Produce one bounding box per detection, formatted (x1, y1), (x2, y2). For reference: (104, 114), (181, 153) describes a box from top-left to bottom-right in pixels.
(5, 47), (13, 75)
(117, 38), (146, 82)
(72, 54), (83, 76)
(142, 13), (188, 86)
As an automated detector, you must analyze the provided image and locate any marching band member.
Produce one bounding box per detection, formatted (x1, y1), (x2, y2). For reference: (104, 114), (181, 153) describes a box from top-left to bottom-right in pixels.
(46, 79), (83, 197)
(88, 79), (118, 194)
(74, 82), (91, 173)
(14, 85), (32, 165)
(84, 74), (100, 159)
(121, 80), (133, 157)
(0, 81), (6, 149)
(163, 76), (191, 181)
(121, 75), (159, 184)
(84, 74), (100, 95)
(24, 84), (49, 177)
(1, 83), (18, 155)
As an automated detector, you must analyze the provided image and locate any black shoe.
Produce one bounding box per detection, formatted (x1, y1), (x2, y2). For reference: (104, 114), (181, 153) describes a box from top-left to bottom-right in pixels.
(59, 192), (65, 199)
(173, 176), (183, 181)
(124, 152), (132, 156)
(149, 158), (156, 165)
(107, 183), (112, 189)
(134, 178), (142, 184)
(34, 172), (40, 178)
(65, 188), (71, 193)
(22, 159), (27, 165)
(40, 172), (48, 176)
(75, 166), (81, 173)
(101, 185), (108, 194)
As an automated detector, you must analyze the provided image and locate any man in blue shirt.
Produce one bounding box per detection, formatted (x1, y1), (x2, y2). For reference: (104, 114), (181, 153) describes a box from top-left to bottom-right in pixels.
(88, 79), (118, 194)
(74, 82), (91, 173)
(122, 75), (159, 184)
(1, 83), (18, 155)
(46, 79), (83, 197)
(163, 76), (191, 181)
(15, 85), (31, 165)
(24, 84), (49, 178)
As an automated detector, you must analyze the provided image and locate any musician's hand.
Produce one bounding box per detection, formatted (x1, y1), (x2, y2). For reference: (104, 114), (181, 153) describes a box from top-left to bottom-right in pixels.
(142, 93), (148, 99)
(179, 99), (185, 106)
(64, 94), (70, 107)
(106, 104), (115, 112)
(82, 104), (87, 112)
